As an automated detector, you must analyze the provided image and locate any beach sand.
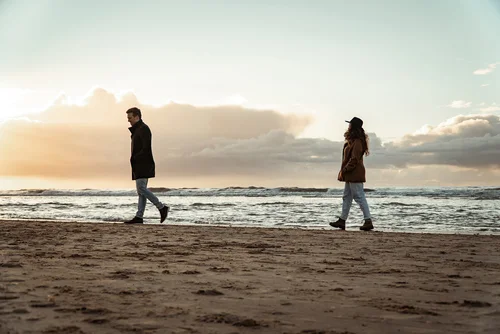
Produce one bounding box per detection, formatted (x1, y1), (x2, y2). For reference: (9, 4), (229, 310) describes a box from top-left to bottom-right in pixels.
(1, 221), (499, 334)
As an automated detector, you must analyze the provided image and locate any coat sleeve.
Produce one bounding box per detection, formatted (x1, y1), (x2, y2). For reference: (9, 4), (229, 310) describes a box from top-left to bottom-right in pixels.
(342, 139), (363, 173)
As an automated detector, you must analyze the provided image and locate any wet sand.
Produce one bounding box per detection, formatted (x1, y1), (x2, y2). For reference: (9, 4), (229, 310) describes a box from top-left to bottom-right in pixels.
(1, 220), (499, 334)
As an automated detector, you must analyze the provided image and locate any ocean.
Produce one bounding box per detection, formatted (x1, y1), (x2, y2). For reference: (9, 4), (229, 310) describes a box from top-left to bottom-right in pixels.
(0, 187), (498, 234)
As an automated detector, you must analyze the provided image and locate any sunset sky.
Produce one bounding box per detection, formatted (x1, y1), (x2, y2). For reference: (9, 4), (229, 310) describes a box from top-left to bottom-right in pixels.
(0, 0), (499, 189)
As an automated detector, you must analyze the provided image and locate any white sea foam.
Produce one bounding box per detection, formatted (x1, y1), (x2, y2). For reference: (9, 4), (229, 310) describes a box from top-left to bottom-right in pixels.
(0, 187), (498, 234)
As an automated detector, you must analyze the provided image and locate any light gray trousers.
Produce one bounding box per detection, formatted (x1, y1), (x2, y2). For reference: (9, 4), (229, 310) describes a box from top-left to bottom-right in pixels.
(340, 182), (371, 220)
(135, 178), (164, 218)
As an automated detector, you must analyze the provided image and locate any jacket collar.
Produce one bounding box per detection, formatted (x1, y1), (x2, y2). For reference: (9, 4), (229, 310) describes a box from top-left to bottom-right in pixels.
(128, 119), (144, 134)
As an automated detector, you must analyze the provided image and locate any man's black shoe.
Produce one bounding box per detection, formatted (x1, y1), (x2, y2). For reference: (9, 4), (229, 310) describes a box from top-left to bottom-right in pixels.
(329, 218), (346, 230)
(159, 206), (169, 223)
(124, 217), (143, 224)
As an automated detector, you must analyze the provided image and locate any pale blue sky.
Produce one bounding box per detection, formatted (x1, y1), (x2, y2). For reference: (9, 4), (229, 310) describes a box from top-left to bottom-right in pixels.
(1, 0), (499, 141)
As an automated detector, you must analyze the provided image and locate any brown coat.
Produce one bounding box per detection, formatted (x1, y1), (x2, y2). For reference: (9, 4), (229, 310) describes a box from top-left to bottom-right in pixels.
(337, 138), (366, 183)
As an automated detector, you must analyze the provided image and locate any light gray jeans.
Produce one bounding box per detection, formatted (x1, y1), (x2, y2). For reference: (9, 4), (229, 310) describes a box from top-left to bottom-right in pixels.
(340, 182), (372, 220)
(135, 178), (164, 218)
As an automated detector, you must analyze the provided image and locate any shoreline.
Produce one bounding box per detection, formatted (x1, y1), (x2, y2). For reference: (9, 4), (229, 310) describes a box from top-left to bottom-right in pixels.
(1, 219), (498, 236)
(1, 221), (499, 333)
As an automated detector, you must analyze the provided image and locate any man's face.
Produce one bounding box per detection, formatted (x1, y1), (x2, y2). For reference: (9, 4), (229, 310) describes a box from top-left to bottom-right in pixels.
(127, 113), (140, 126)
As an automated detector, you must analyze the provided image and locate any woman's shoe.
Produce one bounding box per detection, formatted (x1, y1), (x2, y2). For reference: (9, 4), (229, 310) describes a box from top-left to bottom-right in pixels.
(359, 219), (374, 231)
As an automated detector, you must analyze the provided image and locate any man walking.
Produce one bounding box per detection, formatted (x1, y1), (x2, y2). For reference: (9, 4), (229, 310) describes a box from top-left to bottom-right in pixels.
(124, 107), (169, 224)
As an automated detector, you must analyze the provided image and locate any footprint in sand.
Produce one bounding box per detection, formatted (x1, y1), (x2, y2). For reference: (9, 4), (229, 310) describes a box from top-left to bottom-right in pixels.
(194, 289), (224, 296)
(461, 300), (492, 307)
(197, 312), (265, 328)
(41, 326), (84, 334)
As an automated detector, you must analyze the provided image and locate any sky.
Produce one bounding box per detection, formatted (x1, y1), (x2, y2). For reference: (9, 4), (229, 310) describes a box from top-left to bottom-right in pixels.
(0, 0), (499, 189)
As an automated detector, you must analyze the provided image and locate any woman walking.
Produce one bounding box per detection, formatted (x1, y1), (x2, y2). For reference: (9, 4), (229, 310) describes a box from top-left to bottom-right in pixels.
(330, 117), (373, 231)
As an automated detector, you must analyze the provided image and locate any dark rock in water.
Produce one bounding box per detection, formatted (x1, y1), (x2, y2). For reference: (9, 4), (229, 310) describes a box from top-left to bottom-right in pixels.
(279, 187), (328, 193)
(221, 186), (245, 190)
(364, 188), (376, 192)
(149, 187), (171, 192)
(23, 189), (45, 194)
(220, 186), (266, 190)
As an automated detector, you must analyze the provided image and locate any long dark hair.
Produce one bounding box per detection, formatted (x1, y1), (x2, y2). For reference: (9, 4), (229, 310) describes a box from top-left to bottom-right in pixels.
(344, 126), (370, 156)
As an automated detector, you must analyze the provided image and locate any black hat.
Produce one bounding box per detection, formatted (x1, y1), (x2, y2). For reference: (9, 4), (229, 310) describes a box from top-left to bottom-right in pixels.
(346, 117), (363, 129)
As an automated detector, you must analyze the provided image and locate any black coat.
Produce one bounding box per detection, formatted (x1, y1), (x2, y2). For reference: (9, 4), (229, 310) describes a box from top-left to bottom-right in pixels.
(129, 120), (155, 180)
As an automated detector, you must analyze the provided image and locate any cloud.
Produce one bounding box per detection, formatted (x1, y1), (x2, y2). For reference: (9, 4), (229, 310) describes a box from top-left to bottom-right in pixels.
(213, 94), (248, 106)
(473, 62), (499, 75)
(0, 88), (314, 184)
(447, 100), (471, 109)
(479, 103), (500, 113)
(1, 88), (499, 187)
(367, 165), (500, 187)
(386, 114), (500, 168)
(0, 87), (36, 119)
(481, 84), (490, 87)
